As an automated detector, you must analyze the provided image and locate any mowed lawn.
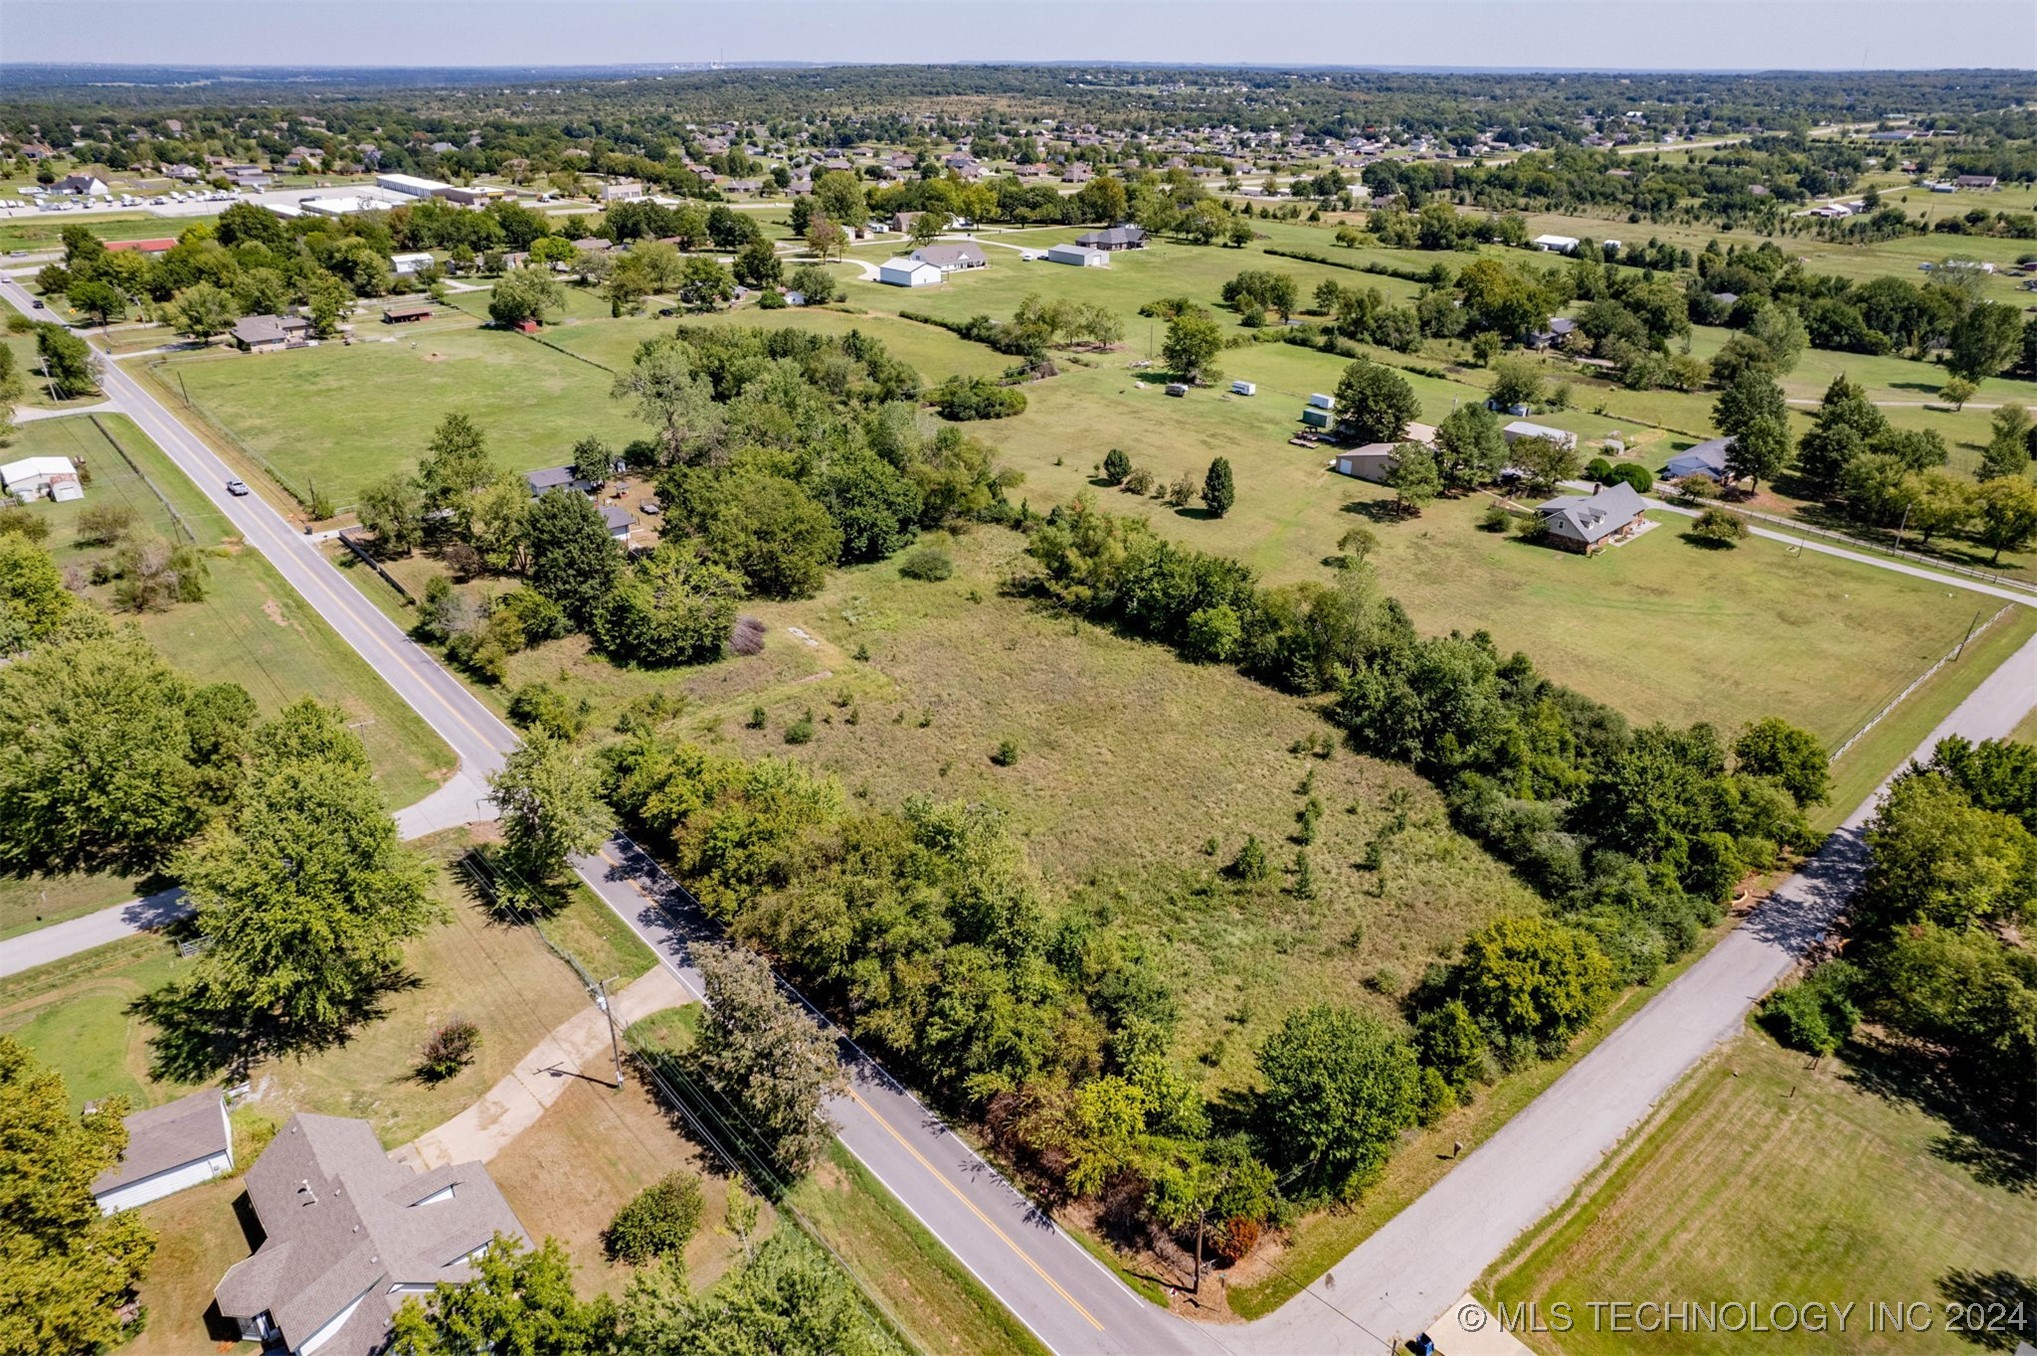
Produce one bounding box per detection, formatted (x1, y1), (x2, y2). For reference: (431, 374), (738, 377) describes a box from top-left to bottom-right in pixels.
(155, 327), (644, 505)
(0, 414), (456, 937)
(1489, 1032), (2037, 1356)
(487, 527), (1540, 1088)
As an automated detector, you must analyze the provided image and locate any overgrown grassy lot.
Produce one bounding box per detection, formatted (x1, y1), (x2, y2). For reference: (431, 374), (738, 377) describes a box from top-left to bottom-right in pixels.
(0, 211), (215, 254)
(0, 413), (456, 937)
(154, 326), (644, 506)
(1487, 1031), (2037, 1356)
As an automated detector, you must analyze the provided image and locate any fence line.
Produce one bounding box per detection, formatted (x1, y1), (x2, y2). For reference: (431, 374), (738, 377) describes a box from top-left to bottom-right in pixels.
(1699, 499), (2037, 596)
(86, 413), (195, 543)
(335, 528), (415, 605)
(140, 358), (317, 510)
(1829, 604), (2011, 765)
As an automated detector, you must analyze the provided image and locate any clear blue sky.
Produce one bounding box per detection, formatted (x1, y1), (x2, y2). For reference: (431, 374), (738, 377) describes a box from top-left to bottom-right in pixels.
(4, 1), (2031, 71)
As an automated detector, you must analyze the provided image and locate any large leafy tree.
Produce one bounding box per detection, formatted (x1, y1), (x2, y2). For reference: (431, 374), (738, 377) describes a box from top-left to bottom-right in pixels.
(1946, 300), (2024, 384)
(417, 412), (502, 515)
(0, 534), (78, 651)
(1433, 402), (1508, 489)
(812, 445), (922, 562)
(1255, 1004), (1420, 1201)
(699, 467), (842, 600)
(526, 488), (624, 625)
(488, 266), (565, 328)
(1857, 769), (2035, 934)
(489, 730), (617, 888)
(0, 625), (252, 877)
(1161, 309), (1225, 384)
(1333, 360), (1420, 445)
(691, 943), (845, 1175)
(593, 543), (745, 667)
(1791, 374), (1885, 494)
(144, 702), (441, 1075)
(0, 1038), (156, 1356)
(1454, 914), (1616, 1048)
(33, 323), (97, 397)
(1735, 717), (1829, 808)
(612, 336), (724, 462)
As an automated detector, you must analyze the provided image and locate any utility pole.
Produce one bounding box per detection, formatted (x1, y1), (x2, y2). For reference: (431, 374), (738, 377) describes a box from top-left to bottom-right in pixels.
(596, 977), (625, 1088)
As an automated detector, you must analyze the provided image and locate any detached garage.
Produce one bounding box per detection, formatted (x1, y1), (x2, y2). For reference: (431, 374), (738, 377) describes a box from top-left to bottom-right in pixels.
(1045, 243), (1109, 268)
(0, 455), (83, 503)
(878, 257), (943, 287)
(91, 1090), (234, 1214)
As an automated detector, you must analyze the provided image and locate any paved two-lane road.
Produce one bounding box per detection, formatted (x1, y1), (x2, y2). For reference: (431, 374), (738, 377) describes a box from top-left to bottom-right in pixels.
(7, 277), (2035, 1354)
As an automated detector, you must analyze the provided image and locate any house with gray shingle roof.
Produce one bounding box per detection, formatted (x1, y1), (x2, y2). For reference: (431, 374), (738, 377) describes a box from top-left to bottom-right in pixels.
(213, 1113), (527, 1356)
(1535, 482), (1648, 553)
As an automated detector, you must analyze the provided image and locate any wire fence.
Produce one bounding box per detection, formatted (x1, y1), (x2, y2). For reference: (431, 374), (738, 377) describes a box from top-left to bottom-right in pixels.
(1828, 604), (2011, 765)
(89, 413), (194, 543)
(139, 357), (319, 511)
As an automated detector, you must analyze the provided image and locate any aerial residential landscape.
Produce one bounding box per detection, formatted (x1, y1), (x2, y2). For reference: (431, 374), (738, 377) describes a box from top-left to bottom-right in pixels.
(0, 2), (2034, 1353)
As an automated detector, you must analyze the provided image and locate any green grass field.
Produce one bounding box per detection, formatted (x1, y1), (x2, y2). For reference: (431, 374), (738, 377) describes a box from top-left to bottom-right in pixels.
(1488, 1032), (2037, 1356)
(0, 211), (211, 254)
(154, 327), (645, 506)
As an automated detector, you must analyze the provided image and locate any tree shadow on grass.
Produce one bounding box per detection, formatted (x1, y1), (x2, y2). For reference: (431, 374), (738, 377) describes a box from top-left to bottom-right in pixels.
(133, 970), (419, 1085)
(1678, 532), (1742, 550)
(1935, 1269), (2037, 1350)
(1340, 498), (1406, 525)
(1842, 1035), (2037, 1194)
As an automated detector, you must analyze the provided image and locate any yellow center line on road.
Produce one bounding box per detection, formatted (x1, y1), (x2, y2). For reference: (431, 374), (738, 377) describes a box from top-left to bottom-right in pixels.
(590, 845), (1106, 1334)
(843, 1083), (1107, 1332)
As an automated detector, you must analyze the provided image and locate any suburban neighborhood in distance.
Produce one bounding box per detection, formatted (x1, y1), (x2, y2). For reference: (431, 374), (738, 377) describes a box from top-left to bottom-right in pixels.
(1, 3), (2035, 1354)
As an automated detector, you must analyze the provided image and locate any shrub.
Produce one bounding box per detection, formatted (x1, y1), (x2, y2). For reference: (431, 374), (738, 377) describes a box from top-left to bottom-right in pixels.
(1584, 456), (1615, 483)
(1757, 961), (1861, 1056)
(1678, 473), (1720, 502)
(1214, 1215), (1262, 1264)
(1102, 448), (1132, 484)
(415, 1017), (480, 1083)
(1228, 835), (1271, 882)
(990, 738), (1021, 766)
(784, 709), (815, 744)
(746, 705), (767, 729)
(729, 615), (767, 656)
(1606, 462), (1654, 494)
(0, 505), (50, 542)
(898, 545), (953, 581)
(74, 503), (139, 546)
(1123, 467), (1156, 495)
(756, 287), (787, 310)
(506, 680), (591, 740)
(1481, 501), (1513, 532)
(603, 1170), (705, 1264)
(929, 375), (1026, 421)
(1691, 507), (1748, 545)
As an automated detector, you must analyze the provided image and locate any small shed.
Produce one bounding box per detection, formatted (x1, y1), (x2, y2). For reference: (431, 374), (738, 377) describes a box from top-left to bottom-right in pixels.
(1045, 243), (1109, 268)
(390, 252), (436, 277)
(878, 257), (944, 288)
(382, 302), (434, 324)
(90, 1090), (233, 1214)
(0, 455), (83, 503)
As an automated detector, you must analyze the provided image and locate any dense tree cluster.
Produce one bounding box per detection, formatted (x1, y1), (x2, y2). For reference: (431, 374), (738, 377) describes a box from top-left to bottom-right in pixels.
(1768, 736), (2037, 1139)
(1027, 498), (1827, 1090)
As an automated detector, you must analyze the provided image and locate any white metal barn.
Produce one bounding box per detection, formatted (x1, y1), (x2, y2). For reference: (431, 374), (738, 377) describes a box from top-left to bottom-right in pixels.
(878, 257), (944, 287)
(0, 455), (83, 503)
(91, 1090), (234, 1214)
(1045, 243), (1109, 267)
(390, 252), (436, 276)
